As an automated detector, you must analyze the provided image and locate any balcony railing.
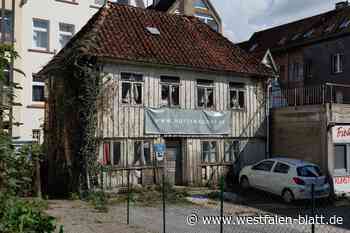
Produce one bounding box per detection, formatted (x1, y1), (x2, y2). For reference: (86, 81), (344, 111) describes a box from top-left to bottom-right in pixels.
(270, 83), (350, 108)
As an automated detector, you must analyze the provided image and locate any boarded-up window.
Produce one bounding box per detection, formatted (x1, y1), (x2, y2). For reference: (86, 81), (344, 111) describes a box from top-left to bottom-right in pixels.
(201, 141), (217, 163)
(121, 73), (143, 105)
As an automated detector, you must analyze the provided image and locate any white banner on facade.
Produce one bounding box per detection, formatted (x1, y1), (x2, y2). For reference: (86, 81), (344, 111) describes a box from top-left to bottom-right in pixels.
(332, 126), (350, 143)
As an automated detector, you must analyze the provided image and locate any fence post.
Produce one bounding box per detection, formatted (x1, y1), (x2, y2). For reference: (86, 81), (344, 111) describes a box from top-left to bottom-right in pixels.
(162, 166), (166, 233)
(220, 175), (224, 233)
(127, 169), (130, 225)
(311, 183), (315, 233)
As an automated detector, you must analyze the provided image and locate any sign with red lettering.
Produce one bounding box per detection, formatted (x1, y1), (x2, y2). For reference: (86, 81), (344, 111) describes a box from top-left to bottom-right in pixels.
(334, 176), (350, 193)
(333, 126), (350, 143)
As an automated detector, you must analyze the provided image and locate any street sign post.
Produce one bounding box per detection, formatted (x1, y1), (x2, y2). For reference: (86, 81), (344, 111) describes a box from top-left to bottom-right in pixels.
(154, 142), (166, 233)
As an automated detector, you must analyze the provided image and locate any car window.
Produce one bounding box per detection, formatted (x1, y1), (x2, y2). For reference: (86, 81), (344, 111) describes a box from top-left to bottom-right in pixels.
(273, 162), (290, 174)
(252, 161), (275, 172)
(297, 165), (322, 177)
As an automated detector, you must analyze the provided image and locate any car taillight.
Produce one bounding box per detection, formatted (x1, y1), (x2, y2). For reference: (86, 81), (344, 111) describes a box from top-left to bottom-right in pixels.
(293, 177), (306, 185)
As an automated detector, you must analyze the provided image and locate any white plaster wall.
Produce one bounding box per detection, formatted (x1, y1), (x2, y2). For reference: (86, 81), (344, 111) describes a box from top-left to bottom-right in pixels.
(13, 0), (144, 142)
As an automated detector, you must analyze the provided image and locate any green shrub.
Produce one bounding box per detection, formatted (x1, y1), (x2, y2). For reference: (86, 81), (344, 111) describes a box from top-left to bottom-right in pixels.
(0, 195), (57, 233)
(86, 191), (108, 212)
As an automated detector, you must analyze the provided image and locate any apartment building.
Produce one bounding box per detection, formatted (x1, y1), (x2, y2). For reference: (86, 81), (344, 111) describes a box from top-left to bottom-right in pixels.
(10, 0), (144, 145)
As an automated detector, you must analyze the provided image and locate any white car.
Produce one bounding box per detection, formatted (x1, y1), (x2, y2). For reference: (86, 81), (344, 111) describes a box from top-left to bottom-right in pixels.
(239, 158), (330, 203)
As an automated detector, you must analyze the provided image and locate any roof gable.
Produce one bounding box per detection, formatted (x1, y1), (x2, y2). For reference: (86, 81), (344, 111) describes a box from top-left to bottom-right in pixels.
(40, 3), (271, 77)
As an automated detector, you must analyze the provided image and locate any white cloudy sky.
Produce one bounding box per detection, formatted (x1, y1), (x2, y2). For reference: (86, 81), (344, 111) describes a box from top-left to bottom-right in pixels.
(214, 0), (340, 43)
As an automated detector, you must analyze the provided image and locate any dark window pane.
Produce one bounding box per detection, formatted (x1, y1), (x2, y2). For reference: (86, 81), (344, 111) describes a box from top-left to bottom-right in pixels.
(113, 142), (121, 166)
(134, 141), (142, 165)
(198, 87), (205, 107)
(230, 90), (237, 108)
(207, 88), (214, 107)
(122, 82), (131, 103)
(143, 142), (151, 164)
(32, 85), (44, 101)
(273, 162), (290, 174)
(335, 145), (347, 170)
(239, 91), (245, 108)
(297, 165), (322, 177)
(197, 79), (213, 86)
(160, 76), (180, 83)
(133, 83), (142, 104)
(171, 86), (179, 106)
(161, 85), (170, 106)
(229, 82), (245, 89)
(252, 161), (275, 172)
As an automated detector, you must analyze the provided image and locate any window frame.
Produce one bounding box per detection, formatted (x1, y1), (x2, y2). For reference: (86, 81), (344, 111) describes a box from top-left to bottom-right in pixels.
(133, 140), (153, 167)
(101, 140), (123, 167)
(32, 84), (45, 102)
(334, 144), (350, 176)
(120, 72), (143, 106)
(59, 22), (75, 49)
(224, 140), (240, 163)
(193, 0), (208, 10)
(201, 141), (218, 164)
(32, 129), (41, 144)
(32, 18), (50, 51)
(196, 79), (215, 109)
(332, 53), (344, 74)
(273, 162), (290, 174)
(194, 13), (219, 31)
(160, 76), (180, 108)
(252, 160), (275, 172)
(228, 82), (246, 110)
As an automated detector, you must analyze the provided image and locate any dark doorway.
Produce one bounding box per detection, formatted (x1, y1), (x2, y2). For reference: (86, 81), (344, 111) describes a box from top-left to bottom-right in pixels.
(165, 140), (182, 185)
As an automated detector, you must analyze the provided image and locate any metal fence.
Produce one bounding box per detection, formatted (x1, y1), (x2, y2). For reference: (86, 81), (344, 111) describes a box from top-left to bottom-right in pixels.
(271, 83), (350, 108)
(104, 172), (350, 233)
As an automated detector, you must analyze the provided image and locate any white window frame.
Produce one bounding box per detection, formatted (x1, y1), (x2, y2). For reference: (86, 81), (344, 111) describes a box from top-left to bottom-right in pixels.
(32, 80), (45, 103)
(201, 141), (218, 164)
(120, 72), (143, 105)
(160, 76), (180, 107)
(197, 80), (215, 109)
(332, 53), (344, 74)
(59, 23), (75, 49)
(229, 82), (246, 110)
(32, 19), (49, 51)
(133, 140), (152, 166)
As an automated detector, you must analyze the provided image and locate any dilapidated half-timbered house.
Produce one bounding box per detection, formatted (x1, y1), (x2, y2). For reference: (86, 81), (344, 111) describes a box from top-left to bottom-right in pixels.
(39, 3), (272, 193)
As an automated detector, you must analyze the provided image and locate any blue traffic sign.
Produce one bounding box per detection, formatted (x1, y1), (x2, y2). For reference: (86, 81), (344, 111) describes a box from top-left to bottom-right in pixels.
(154, 143), (166, 154)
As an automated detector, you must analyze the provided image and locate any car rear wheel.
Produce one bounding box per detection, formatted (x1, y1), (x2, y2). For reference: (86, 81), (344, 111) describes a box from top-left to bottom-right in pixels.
(282, 189), (294, 203)
(240, 176), (250, 190)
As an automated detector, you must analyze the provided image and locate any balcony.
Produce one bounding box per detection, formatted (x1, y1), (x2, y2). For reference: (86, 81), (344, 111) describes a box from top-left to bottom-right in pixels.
(271, 83), (350, 108)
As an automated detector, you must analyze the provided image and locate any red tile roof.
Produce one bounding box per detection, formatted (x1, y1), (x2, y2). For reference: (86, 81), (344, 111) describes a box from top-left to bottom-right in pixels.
(239, 5), (350, 54)
(40, 3), (271, 77)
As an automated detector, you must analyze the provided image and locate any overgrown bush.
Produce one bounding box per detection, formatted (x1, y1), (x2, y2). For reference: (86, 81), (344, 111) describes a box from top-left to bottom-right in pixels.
(0, 194), (56, 233)
(86, 191), (108, 212)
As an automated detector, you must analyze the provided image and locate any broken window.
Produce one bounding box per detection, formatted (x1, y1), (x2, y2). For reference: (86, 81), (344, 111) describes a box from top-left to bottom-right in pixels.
(229, 82), (245, 109)
(160, 76), (180, 107)
(197, 79), (214, 108)
(103, 142), (111, 165)
(121, 73), (143, 105)
(303, 29), (314, 38)
(224, 140), (240, 162)
(133, 141), (151, 166)
(201, 141), (217, 163)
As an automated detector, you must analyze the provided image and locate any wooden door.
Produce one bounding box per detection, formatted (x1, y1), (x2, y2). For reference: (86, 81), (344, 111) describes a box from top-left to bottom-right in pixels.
(165, 140), (182, 185)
